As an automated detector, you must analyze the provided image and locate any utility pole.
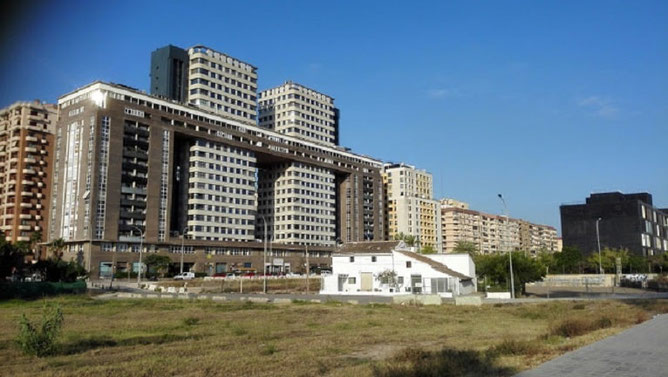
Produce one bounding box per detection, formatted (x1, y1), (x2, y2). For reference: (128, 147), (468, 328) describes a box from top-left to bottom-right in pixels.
(498, 194), (515, 299)
(180, 226), (188, 274)
(596, 217), (603, 274)
(305, 245), (310, 294)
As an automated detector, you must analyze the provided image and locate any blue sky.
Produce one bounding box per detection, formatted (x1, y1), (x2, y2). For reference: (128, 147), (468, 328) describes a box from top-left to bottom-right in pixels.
(2, 0), (667, 233)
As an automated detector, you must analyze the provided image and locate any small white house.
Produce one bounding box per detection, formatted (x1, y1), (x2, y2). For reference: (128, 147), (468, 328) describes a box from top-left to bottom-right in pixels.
(321, 241), (476, 297)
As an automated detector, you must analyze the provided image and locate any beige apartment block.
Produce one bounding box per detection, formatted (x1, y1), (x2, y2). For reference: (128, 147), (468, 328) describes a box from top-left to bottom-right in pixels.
(383, 163), (442, 251)
(258, 81), (338, 146)
(519, 220), (559, 255)
(0, 101), (56, 244)
(187, 45), (258, 124)
(441, 198), (469, 209)
(441, 205), (557, 255)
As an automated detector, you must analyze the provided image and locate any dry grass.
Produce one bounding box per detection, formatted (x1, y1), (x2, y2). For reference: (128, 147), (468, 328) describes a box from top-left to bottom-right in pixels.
(0, 296), (665, 377)
(157, 277), (321, 294)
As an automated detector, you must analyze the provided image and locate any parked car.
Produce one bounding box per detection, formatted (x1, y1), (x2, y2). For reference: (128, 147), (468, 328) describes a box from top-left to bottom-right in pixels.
(173, 272), (195, 280)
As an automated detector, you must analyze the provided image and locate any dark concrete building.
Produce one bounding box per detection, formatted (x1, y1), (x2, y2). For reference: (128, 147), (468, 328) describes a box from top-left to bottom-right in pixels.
(149, 45), (189, 102)
(560, 192), (668, 257)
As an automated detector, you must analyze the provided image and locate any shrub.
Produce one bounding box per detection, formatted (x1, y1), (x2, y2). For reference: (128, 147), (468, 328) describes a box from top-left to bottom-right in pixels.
(550, 316), (614, 338)
(183, 317), (200, 326)
(489, 339), (542, 356)
(373, 347), (513, 377)
(16, 305), (64, 357)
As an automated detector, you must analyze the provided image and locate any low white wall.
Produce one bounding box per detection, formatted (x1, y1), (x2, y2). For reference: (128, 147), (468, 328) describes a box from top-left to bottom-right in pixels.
(486, 292), (511, 299)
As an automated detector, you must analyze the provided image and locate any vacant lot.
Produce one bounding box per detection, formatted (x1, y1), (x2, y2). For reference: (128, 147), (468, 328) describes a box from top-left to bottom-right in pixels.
(0, 296), (665, 377)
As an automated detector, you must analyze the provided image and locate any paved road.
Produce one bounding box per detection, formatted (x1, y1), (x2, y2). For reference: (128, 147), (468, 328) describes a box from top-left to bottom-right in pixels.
(515, 314), (668, 377)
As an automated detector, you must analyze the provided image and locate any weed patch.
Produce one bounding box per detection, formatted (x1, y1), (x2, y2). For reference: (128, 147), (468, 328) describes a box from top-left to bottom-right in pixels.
(372, 347), (515, 377)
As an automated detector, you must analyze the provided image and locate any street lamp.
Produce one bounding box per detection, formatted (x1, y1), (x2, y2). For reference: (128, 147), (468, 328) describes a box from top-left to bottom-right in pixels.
(259, 215), (268, 294)
(131, 226), (144, 287)
(595, 217), (603, 274)
(180, 226), (188, 274)
(498, 194), (515, 299)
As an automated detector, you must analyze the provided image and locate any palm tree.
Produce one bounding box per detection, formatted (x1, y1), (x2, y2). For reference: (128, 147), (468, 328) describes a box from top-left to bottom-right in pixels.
(49, 238), (66, 260)
(29, 231), (43, 259)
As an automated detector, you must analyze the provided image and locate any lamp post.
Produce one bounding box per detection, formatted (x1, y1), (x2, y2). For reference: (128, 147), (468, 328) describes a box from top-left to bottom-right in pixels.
(180, 226), (188, 274)
(131, 226), (144, 287)
(259, 215), (268, 294)
(498, 194), (515, 299)
(595, 217), (603, 274)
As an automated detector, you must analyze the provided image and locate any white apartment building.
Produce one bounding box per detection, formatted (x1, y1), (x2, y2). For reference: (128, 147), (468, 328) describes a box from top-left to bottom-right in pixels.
(383, 163), (442, 251)
(187, 139), (257, 241)
(258, 81), (337, 146)
(257, 162), (336, 246)
(187, 45), (258, 124)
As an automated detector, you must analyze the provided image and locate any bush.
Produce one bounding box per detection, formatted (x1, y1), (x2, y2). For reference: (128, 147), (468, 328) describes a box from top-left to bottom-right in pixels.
(183, 317), (200, 326)
(489, 339), (542, 356)
(0, 281), (87, 300)
(16, 305), (64, 357)
(550, 316), (613, 338)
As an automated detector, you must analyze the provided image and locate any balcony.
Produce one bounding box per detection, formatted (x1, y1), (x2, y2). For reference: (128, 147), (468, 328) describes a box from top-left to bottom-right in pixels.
(25, 136), (38, 142)
(20, 203), (33, 208)
(22, 169), (35, 175)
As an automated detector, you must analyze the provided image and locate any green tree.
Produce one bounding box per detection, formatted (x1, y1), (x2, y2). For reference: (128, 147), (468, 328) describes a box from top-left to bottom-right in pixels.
(48, 238), (66, 260)
(453, 241), (478, 255)
(143, 254), (172, 278)
(586, 248), (629, 273)
(554, 246), (584, 274)
(420, 245), (436, 254)
(29, 231), (43, 259)
(475, 252), (545, 296)
(393, 232), (416, 246)
(0, 235), (27, 280)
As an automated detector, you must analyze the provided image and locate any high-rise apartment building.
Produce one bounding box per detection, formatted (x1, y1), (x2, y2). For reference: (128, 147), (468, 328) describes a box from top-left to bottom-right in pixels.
(258, 81), (338, 146)
(149, 45), (189, 103)
(257, 162), (336, 246)
(150, 44), (258, 124)
(49, 82), (384, 277)
(382, 163), (442, 251)
(0, 101), (56, 243)
(561, 192), (668, 256)
(441, 205), (557, 255)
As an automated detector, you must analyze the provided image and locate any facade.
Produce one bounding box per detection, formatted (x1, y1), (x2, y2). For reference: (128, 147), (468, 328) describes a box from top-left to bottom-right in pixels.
(560, 192), (668, 256)
(382, 163), (442, 252)
(149, 45), (189, 103)
(150, 44), (258, 125)
(440, 198), (469, 209)
(320, 241), (476, 297)
(49, 82), (385, 277)
(441, 207), (520, 254)
(0, 101), (57, 243)
(257, 161), (336, 246)
(258, 81), (338, 146)
(440, 205), (557, 255)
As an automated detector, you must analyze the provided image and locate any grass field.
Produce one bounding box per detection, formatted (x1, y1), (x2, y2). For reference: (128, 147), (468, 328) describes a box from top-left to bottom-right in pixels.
(0, 295), (665, 377)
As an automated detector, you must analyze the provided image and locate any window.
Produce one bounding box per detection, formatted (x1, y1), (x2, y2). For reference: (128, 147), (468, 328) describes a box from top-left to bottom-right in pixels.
(371, 256), (377, 262)
(406, 261), (412, 268)
(349, 256), (355, 262)
(397, 276), (404, 285)
(348, 277), (356, 284)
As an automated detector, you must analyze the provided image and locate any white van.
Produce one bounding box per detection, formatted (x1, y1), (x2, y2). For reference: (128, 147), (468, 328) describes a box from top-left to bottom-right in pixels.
(173, 272), (195, 280)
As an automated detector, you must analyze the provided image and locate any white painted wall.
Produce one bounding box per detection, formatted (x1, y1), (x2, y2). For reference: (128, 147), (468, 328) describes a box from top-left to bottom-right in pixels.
(321, 251), (476, 297)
